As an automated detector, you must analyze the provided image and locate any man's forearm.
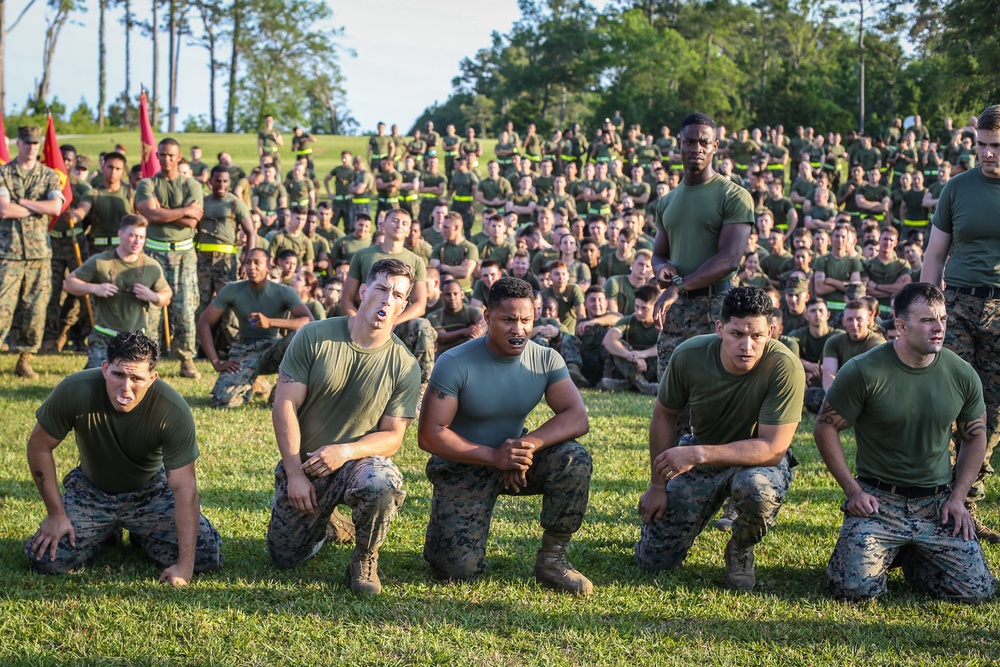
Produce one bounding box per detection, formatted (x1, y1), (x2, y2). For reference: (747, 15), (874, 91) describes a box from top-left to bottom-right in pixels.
(171, 482), (199, 571)
(27, 442), (65, 518)
(814, 423), (861, 496)
(273, 401), (304, 466)
(322, 427), (407, 462)
(648, 404), (676, 485)
(524, 405), (589, 451)
(952, 435), (987, 501)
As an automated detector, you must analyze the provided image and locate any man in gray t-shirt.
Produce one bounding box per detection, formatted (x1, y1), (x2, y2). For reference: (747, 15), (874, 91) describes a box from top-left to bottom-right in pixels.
(418, 277), (594, 594)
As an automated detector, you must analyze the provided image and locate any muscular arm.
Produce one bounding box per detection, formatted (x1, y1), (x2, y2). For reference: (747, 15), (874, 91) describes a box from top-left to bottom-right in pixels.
(821, 356), (840, 392)
(161, 463), (199, 586)
(812, 399), (878, 517)
(920, 227), (951, 289)
(945, 413), (988, 540)
(418, 387), (529, 469)
(26, 423), (72, 562)
(340, 275), (361, 316)
(0, 195), (65, 219)
(679, 223), (751, 292)
(395, 281), (427, 323)
(136, 197), (201, 228)
(301, 414), (412, 479)
(249, 303), (313, 331)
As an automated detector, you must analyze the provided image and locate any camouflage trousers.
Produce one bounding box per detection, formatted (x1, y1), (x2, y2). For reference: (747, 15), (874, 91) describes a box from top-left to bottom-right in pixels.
(944, 291), (1000, 503)
(0, 258), (51, 354)
(560, 329), (609, 386)
(331, 201), (352, 234)
(85, 329), (118, 369)
(394, 318), (437, 384)
(349, 202), (372, 230)
(211, 335), (293, 408)
(605, 345), (658, 385)
(26, 467), (223, 575)
(196, 251), (238, 314)
(267, 456), (405, 568)
(827, 482), (996, 603)
(804, 386), (826, 414)
(418, 198), (440, 228)
(44, 236), (90, 342)
(635, 434), (793, 572)
(423, 441), (592, 581)
(145, 247), (198, 361)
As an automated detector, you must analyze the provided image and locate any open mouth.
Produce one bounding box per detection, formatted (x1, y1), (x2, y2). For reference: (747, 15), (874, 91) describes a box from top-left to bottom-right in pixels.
(116, 395), (133, 406)
(508, 337), (526, 348)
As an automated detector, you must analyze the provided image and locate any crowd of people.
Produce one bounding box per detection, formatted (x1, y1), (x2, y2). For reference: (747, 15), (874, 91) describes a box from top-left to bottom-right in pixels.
(4, 102), (1000, 602)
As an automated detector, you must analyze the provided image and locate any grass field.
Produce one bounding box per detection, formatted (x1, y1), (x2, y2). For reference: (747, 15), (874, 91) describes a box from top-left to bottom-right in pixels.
(1, 353), (999, 666)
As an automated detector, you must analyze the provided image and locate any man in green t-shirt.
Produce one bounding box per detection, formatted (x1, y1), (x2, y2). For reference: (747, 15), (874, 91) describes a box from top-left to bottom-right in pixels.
(805, 299), (885, 413)
(257, 115), (283, 168)
(427, 279), (484, 353)
(560, 285), (622, 388)
(599, 283), (660, 394)
(788, 297), (844, 388)
(268, 258), (421, 595)
(815, 283), (995, 602)
(652, 113), (755, 392)
(419, 277), (594, 594)
(323, 150), (355, 232)
(134, 137), (205, 380)
(636, 287), (805, 591)
(922, 103), (1000, 544)
(25, 331), (222, 584)
(197, 248), (313, 408)
(64, 215), (171, 369)
(429, 211), (479, 291)
(367, 122), (395, 172)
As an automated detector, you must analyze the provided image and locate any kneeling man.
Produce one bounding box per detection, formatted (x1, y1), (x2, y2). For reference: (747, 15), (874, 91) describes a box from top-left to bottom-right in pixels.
(635, 286), (805, 590)
(25, 331), (222, 585)
(267, 258), (421, 595)
(419, 277), (594, 594)
(815, 282), (996, 602)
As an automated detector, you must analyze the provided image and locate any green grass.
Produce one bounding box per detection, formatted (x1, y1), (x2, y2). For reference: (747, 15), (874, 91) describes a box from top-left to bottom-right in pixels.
(1, 354), (999, 666)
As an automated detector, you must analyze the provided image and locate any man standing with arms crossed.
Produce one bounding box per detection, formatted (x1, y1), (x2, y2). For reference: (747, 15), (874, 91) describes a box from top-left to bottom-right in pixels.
(0, 126), (66, 378)
(923, 103), (1000, 543)
(135, 138), (204, 379)
(651, 113), (754, 439)
(267, 258), (421, 595)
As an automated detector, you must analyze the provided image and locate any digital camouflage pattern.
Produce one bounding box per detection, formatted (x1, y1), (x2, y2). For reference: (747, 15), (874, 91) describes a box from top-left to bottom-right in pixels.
(145, 248), (198, 361)
(393, 318), (437, 384)
(211, 336), (293, 408)
(26, 467), (222, 575)
(423, 441), (591, 581)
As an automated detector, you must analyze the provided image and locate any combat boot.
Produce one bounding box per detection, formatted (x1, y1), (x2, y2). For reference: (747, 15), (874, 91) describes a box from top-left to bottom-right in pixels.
(326, 506), (356, 544)
(347, 546), (381, 595)
(968, 502), (1000, 544)
(533, 532), (593, 595)
(252, 376), (271, 399)
(723, 539), (756, 590)
(39, 339), (58, 354)
(633, 376), (658, 396)
(179, 359), (201, 380)
(15, 353), (38, 379)
(595, 377), (629, 393)
(567, 363), (591, 388)
(714, 498), (738, 532)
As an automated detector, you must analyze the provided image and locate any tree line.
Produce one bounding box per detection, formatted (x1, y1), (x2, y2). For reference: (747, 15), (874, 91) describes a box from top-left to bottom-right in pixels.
(0, 0), (357, 134)
(413, 0), (1000, 138)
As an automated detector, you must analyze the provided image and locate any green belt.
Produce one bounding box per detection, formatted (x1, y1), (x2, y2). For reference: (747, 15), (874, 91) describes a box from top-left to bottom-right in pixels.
(497, 158), (513, 165)
(262, 210), (276, 217)
(145, 238), (195, 252)
(91, 236), (120, 247)
(296, 149), (313, 156)
(197, 243), (238, 254)
(775, 223), (789, 231)
(93, 324), (120, 337)
(847, 211), (861, 218)
(822, 162), (837, 171)
(903, 218), (929, 227)
(525, 155), (541, 162)
(352, 198), (371, 204)
(453, 195), (474, 202)
(588, 206), (612, 216)
(827, 301), (847, 311)
(427, 149), (438, 157)
(378, 197), (399, 204)
(372, 153), (387, 159)
(924, 169), (939, 177)
(735, 163), (749, 170)
(49, 228), (85, 239)
(334, 195), (350, 201)
(596, 157), (610, 163)
(294, 199), (309, 207)
(560, 154), (575, 161)
(401, 194), (418, 202)
(767, 163), (785, 171)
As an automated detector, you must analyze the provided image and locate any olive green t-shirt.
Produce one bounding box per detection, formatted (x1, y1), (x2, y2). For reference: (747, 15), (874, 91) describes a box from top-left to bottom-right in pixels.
(280, 317), (421, 459)
(285, 177), (314, 206)
(654, 174), (755, 280)
(932, 167), (1000, 288)
(211, 279), (303, 341)
(87, 184), (135, 239)
(477, 239), (517, 268)
(825, 344), (985, 487)
(348, 244), (427, 285)
(429, 337), (570, 449)
(427, 305), (483, 352)
(812, 253), (863, 303)
(612, 314), (658, 350)
(253, 181), (287, 212)
(821, 331), (886, 365)
(199, 194), (251, 246)
(788, 326), (844, 363)
(331, 234), (373, 263)
(134, 173), (204, 243)
(431, 240), (479, 290)
(541, 284), (585, 331)
(36, 369), (199, 494)
(73, 250), (168, 332)
(658, 335), (805, 446)
(604, 274), (638, 315)
(270, 231), (316, 266)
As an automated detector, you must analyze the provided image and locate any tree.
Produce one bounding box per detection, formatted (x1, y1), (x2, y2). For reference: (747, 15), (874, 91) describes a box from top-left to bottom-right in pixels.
(189, 0), (221, 131)
(37, 0), (85, 102)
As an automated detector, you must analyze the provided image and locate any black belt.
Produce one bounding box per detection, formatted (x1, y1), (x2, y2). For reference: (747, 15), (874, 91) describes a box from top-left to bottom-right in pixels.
(950, 286), (1000, 299)
(683, 281), (734, 298)
(857, 476), (947, 499)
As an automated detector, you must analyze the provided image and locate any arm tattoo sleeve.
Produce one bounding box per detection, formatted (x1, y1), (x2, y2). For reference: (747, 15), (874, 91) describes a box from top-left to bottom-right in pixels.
(817, 400), (852, 430)
(278, 369), (296, 384)
(959, 414), (987, 441)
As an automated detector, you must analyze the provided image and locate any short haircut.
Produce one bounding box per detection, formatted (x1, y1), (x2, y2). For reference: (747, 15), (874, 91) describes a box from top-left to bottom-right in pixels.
(158, 138), (180, 150)
(585, 285), (604, 296)
(634, 248), (653, 261)
(245, 247), (270, 263)
(210, 164), (230, 177)
(806, 297), (828, 309)
(619, 227), (637, 242)
(547, 260), (568, 272)
(487, 276), (534, 309)
(634, 284), (660, 303)
(103, 151), (127, 167)
(979, 104), (1000, 132)
(290, 205), (307, 216)
(119, 213), (148, 230)
(479, 259), (500, 272)
(844, 299), (870, 313)
(446, 211), (464, 226)
(893, 282), (945, 319)
(276, 249), (299, 263)
(720, 286), (773, 322)
(107, 330), (160, 370)
(354, 213), (372, 225)
(365, 257), (414, 291)
(680, 113), (717, 131)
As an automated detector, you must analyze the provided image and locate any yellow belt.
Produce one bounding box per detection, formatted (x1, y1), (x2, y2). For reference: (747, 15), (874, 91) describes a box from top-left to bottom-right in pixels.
(560, 154), (575, 161)
(334, 195), (350, 201)
(735, 163), (749, 170)
(296, 148), (313, 156)
(378, 197), (400, 204)
(903, 218), (929, 227)
(93, 324), (120, 337)
(445, 151), (458, 157)
(401, 194), (418, 202)
(767, 163), (785, 171)
(197, 243), (238, 254)
(420, 193), (439, 199)
(453, 195), (474, 202)
(352, 198), (371, 204)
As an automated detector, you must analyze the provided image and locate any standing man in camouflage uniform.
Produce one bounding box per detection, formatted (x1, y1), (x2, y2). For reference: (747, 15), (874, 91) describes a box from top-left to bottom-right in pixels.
(134, 138), (204, 379)
(0, 126), (66, 377)
(258, 115), (283, 170)
(25, 330), (222, 584)
(419, 277), (594, 594)
(197, 248), (312, 408)
(367, 122), (395, 172)
(652, 113), (754, 393)
(323, 151), (355, 232)
(815, 283), (995, 602)
(636, 287), (805, 590)
(923, 103), (1000, 543)
(268, 258), (421, 595)
(349, 156), (376, 230)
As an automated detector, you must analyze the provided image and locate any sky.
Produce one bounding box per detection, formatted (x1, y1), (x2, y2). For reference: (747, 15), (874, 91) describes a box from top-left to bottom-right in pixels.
(3, 0), (607, 133)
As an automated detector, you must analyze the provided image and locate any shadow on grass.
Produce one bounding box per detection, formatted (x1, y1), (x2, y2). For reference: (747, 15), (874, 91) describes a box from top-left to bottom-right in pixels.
(0, 385), (57, 402)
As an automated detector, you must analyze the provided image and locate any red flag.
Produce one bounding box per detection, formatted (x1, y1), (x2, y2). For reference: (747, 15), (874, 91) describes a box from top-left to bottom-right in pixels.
(0, 114), (10, 164)
(139, 91), (161, 178)
(42, 112), (73, 228)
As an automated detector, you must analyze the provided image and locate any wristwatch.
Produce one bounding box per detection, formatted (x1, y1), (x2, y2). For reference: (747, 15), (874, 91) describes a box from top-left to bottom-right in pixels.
(671, 275), (685, 292)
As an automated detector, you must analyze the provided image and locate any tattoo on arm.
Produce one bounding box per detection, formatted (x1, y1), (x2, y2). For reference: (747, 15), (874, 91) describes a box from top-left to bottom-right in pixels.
(435, 388), (448, 400)
(817, 401), (852, 430)
(278, 370), (296, 384)
(959, 414), (987, 441)
(32, 470), (44, 486)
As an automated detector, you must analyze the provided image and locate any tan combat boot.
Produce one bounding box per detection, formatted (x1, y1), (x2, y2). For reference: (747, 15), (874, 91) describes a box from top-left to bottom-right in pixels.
(251, 376), (271, 399)
(15, 353), (38, 379)
(533, 532), (593, 595)
(567, 363), (591, 388)
(179, 359), (201, 379)
(326, 507), (356, 544)
(968, 502), (1000, 544)
(346, 547), (382, 595)
(723, 539), (756, 590)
